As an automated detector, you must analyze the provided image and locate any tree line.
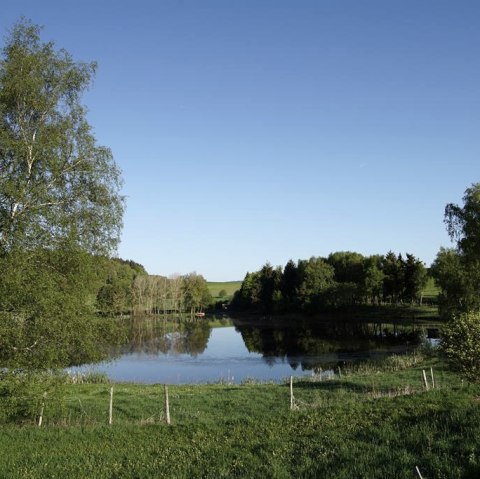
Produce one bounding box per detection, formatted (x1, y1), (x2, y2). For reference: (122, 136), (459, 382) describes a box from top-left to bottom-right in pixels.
(231, 251), (428, 314)
(94, 259), (212, 317)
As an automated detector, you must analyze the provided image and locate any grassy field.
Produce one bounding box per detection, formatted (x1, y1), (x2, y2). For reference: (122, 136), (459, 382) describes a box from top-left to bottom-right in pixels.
(207, 281), (242, 299)
(1, 354), (479, 478)
(422, 277), (439, 304)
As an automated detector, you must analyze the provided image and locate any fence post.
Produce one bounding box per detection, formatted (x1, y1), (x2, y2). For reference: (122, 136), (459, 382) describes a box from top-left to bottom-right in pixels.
(430, 367), (435, 389)
(165, 384), (171, 425)
(290, 376), (294, 410)
(38, 392), (47, 427)
(422, 370), (429, 391)
(109, 387), (114, 426)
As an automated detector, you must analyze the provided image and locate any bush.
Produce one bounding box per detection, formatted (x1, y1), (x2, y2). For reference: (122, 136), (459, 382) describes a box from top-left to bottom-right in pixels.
(0, 370), (66, 424)
(441, 311), (480, 381)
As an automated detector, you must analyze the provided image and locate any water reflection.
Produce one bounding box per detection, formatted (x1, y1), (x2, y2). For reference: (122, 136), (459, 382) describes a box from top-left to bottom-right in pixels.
(76, 316), (437, 383)
(116, 316), (211, 357)
(235, 319), (424, 371)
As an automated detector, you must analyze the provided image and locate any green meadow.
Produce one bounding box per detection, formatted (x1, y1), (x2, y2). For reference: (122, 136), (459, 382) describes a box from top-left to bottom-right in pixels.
(207, 281), (242, 299)
(1, 353), (479, 478)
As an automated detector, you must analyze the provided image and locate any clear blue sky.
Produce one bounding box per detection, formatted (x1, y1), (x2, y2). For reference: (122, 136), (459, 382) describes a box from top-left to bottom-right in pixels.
(2, 1), (480, 280)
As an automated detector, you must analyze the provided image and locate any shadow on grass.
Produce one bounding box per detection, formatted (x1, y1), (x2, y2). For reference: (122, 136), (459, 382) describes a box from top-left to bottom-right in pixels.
(286, 379), (373, 394)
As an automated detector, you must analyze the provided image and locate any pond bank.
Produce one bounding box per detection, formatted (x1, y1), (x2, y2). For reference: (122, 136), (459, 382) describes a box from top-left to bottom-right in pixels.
(1, 354), (478, 478)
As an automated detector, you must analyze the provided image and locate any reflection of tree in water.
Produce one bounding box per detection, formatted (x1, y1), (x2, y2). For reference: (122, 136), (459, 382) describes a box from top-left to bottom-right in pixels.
(114, 317), (211, 357)
(236, 320), (422, 371)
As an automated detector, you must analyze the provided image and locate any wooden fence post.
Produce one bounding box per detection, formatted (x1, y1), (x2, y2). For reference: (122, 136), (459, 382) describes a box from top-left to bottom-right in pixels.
(290, 376), (294, 410)
(430, 367), (435, 389)
(165, 384), (171, 425)
(38, 392), (47, 427)
(109, 387), (113, 426)
(422, 370), (429, 391)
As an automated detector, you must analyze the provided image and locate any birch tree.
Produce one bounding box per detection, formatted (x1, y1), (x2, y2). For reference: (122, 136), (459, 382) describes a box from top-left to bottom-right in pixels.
(0, 20), (124, 368)
(0, 20), (123, 255)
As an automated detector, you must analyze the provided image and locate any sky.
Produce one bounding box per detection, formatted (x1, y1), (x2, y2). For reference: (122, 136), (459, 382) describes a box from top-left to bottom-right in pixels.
(2, 0), (480, 281)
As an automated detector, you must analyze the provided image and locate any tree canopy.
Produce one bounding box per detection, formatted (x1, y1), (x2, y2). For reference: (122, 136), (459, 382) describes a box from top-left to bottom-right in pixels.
(0, 20), (123, 255)
(231, 251), (427, 314)
(433, 183), (480, 317)
(435, 183), (480, 381)
(0, 20), (125, 368)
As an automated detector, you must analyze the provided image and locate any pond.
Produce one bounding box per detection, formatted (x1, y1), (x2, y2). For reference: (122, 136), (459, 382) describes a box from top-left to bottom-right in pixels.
(68, 316), (438, 384)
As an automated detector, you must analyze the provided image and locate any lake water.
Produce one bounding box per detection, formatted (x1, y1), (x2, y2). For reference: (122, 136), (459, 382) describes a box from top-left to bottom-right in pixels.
(68, 317), (435, 384)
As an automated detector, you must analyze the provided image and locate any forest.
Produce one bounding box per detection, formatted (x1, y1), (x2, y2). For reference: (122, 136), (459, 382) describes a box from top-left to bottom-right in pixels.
(94, 257), (212, 317)
(231, 251), (428, 314)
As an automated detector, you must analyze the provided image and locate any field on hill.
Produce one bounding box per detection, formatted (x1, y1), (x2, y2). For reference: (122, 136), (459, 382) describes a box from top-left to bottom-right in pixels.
(207, 281), (242, 299)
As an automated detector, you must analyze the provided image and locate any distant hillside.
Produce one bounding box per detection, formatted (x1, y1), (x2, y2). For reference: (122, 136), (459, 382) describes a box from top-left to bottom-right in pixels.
(207, 281), (242, 299)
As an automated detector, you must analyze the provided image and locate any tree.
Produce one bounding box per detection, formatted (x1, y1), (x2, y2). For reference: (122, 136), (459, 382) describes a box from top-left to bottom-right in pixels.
(297, 257), (335, 311)
(436, 185), (480, 380)
(435, 184), (480, 316)
(382, 252), (404, 303)
(280, 259), (300, 311)
(362, 255), (384, 304)
(441, 312), (480, 381)
(258, 263), (282, 313)
(231, 272), (261, 311)
(181, 273), (212, 316)
(445, 183), (480, 264)
(0, 20), (123, 255)
(0, 20), (124, 368)
(327, 251), (365, 284)
(402, 253), (427, 304)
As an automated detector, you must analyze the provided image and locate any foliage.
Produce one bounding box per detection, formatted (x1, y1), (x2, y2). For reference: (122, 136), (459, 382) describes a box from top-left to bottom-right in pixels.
(0, 370), (66, 423)
(0, 20), (125, 368)
(95, 257), (146, 315)
(431, 247), (476, 317)
(363, 256), (384, 304)
(0, 19), (124, 255)
(445, 183), (480, 263)
(433, 183), (480, 317)
(182, 273), (212, 315)
(441, 311), (480, 381)
(0, 247), (124, 368)
(403, 253), (428, 303)
(297, 257), (335, 310)
(130, 273), (221, 316)
(231, 251), (428, 314)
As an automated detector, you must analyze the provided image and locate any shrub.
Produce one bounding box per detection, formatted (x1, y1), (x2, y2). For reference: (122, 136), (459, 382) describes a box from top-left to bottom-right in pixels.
(0, 370), (67, 424)
(441, 311), (480, 381)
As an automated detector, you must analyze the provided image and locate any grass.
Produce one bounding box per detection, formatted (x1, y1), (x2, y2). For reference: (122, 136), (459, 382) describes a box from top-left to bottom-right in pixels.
(422, 277), (440, 304)
(207, 281), (242, 299)
(1, 353), (480, 478)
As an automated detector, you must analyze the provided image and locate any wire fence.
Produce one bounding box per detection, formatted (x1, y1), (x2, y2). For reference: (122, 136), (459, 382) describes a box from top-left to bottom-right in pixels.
(0, 365), (442, 428)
